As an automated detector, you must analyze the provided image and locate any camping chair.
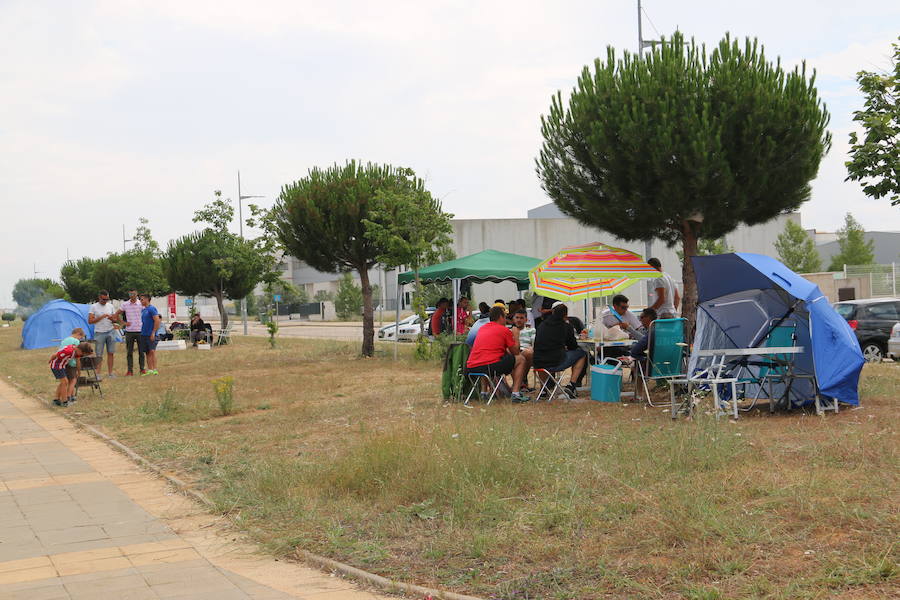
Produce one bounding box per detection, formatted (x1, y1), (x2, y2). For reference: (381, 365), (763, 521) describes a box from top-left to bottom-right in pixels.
(214, 324), (233, 347)
(533, 367), (569, 402)
(463, 367), (504, 406)
(76, 355), (103, 400)
(670, 355), (740, 420)
(635, 318), (687, 408)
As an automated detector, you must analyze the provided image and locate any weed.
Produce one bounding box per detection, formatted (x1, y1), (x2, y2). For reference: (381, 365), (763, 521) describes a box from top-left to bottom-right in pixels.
(212, 375), (235, 415)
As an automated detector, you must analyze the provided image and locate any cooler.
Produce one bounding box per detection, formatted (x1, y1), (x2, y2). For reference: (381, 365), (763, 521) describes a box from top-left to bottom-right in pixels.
(591, 358), (622, 402)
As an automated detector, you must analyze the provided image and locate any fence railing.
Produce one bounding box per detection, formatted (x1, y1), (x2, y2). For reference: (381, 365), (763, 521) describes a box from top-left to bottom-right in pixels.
(844, 263), (898, 297)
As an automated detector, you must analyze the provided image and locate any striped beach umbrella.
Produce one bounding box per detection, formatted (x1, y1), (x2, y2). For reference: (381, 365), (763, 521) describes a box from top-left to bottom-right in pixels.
(529, 242), (657, 301)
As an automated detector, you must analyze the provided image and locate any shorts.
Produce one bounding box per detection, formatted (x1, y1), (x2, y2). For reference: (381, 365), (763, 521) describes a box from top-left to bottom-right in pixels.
(139, 335), (158, 353)
(467, 353), (515, 377)
(51, 368), (67, 380)
(65, 365), (77, 379)
(94, 331), (117, 356)
(540, 348), (587, 373)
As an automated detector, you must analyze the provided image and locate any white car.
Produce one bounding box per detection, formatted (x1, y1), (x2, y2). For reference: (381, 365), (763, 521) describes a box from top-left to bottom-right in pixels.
(378, 312), (432, 342)
(889, 322), (900, 360)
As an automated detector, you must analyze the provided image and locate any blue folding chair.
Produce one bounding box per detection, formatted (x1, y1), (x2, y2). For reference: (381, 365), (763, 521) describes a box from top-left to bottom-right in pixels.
(635, 318), (688, 407)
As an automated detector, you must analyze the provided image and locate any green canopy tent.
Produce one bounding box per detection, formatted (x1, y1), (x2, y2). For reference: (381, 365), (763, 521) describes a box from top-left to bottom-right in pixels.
(393, 249), (542, 357)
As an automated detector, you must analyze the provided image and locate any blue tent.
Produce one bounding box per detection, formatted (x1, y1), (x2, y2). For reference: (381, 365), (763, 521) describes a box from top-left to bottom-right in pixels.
(690, 253), (864, 406)
(21, 300), (94, 350)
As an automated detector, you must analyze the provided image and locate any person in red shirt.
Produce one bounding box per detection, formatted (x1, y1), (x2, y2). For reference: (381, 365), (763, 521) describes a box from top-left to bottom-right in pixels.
(430, 298), (449, 336)
(466, 305), (529, 403)
(49, 342), (94, 407)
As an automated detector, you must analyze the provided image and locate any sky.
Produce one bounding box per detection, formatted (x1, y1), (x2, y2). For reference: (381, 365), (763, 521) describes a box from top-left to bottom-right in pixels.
(2, 0), (899, 307)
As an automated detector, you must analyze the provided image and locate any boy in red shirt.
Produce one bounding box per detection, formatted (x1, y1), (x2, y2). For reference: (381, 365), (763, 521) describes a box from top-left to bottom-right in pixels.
(466, 305), (529, 403)
(49, 342), (94, 407)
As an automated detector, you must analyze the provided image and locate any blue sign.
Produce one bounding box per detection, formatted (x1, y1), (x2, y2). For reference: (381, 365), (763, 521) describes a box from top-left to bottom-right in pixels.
(184, 298), (193, 306)
(273, 294), (282, 302)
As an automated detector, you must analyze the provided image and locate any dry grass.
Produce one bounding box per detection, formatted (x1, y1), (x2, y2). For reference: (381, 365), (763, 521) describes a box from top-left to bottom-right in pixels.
(0, 328), (897, 599)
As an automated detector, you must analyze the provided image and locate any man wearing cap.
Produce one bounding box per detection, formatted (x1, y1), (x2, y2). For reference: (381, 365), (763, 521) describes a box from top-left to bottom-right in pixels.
(533, 302), (587, 399)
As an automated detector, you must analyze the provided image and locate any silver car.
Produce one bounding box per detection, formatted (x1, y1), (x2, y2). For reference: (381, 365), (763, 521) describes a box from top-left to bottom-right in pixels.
(889, 322), (900, 360)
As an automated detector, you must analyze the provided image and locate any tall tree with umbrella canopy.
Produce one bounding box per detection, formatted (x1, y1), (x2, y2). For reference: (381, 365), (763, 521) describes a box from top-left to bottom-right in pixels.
(536, 32), (831, 335)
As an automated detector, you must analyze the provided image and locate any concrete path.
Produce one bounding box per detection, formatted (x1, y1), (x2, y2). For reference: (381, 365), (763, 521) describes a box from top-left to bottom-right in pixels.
(0, 381), (391, 600)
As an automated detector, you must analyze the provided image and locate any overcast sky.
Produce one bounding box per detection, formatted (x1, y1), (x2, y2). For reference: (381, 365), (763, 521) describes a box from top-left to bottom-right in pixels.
(2, 0), (899, 307)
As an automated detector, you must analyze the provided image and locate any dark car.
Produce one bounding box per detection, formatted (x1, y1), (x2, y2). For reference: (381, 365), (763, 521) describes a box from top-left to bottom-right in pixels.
(833, 298), (900, 362)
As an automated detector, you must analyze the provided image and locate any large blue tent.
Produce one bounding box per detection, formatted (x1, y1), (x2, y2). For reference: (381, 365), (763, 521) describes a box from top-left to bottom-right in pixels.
(21, 300), (94, 350)
(690, 253), (863, 406)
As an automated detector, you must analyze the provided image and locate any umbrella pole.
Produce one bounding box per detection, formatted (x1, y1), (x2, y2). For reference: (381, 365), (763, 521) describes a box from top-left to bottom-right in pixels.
(452, 278), (459, 335)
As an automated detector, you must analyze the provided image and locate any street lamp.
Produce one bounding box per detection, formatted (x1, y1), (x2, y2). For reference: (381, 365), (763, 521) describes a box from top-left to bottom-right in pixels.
(237, 170), (264, 336)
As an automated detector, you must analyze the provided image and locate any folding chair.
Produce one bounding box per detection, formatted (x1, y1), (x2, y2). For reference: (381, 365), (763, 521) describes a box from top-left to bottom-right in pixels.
(76, 355), (103, 400)
(463, 368), (504, 406)
(635, 318), (687, 408)
(214, 324), (234, 347)
(533, 368), (568, 402)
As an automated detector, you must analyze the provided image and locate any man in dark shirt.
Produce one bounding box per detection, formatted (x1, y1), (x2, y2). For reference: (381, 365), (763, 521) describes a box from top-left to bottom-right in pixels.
(533, 302), (587, 399)
(189, 314), (209, 346)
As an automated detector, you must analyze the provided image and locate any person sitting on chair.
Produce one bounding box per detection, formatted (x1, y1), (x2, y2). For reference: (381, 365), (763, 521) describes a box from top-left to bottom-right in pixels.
(601, 294), (642, 339)
(619, 308), (657, 401)
(189, 314), (209, 346)
(466, 305), (529, 403)
(511, 308), (535, 376)
(532, 302), (587, 399)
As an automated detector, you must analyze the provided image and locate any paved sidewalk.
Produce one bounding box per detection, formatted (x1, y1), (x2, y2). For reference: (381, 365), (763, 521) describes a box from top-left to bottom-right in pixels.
(0, 381), (390, 600)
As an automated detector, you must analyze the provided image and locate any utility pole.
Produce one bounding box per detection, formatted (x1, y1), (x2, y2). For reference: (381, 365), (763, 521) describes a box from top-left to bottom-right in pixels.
(237, 171), (264, 336)
(638, 0), (653, 298)
(122, 225), (133, 252)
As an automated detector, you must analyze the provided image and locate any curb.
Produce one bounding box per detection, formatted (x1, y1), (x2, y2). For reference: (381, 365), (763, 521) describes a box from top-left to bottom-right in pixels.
(5, 378), (487, 600)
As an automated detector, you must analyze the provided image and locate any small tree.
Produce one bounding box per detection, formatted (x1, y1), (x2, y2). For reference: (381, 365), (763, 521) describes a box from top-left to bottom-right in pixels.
(775, 220), (822, 273)
(13, 278), (66, 314)
(313, 290), (334, 302)
(334, 273), (363, 320)
(676, 237), (733, 261)
(845, 38), (900, 207)
(827, 213), (876, 271)
(60, 257), (102, 303)
(536, 33), (831, 335)
(274, 161), (446, 356)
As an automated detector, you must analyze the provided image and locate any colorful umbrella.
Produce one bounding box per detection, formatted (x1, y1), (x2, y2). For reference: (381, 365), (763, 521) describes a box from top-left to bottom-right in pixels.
(529, 242), (658, 301)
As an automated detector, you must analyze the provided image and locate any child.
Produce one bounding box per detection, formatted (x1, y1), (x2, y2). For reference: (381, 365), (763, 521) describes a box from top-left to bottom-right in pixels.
(50, 342), (93, 407)
(59, 328), (85, 404)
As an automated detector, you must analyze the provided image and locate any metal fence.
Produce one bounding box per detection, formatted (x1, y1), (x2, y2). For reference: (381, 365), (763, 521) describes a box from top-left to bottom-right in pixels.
(844, 263), (898, 297)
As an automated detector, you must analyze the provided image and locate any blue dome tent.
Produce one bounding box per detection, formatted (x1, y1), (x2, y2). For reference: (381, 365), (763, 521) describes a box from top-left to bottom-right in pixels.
(690, 253), (864, 406)
(21, 300), (94, 350)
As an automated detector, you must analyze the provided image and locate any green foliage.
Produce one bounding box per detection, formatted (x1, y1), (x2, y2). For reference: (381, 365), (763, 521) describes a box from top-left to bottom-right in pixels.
(846, 38), (900, 207)
(12, 278), (66, 312)
(414, 332), (457, 361)
(132, 217), (161, 254)
(60, 257), (102, 303)
(828, 213), (876, 270)
(274, 161), (443, 355)
(192, 190), (235, 233)
(676, 237), (733, 261)
(213, 375), (235, 416)
(263, 281), (308, 307)
(163, 230), (270, 329)
(265, 310), (279, 348)
(1, 313), (16, 322)
(334, 273), (363, 320)
(536, 32), (831, 332)
(775, 220), (823, 273)
(313, 290), (333, 302)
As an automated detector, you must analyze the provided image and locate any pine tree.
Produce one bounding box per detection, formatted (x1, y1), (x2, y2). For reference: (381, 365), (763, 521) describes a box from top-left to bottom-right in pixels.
(775, 220), (822, 273)
(828, 213), (876, 270)
(334, 273), (363, 320)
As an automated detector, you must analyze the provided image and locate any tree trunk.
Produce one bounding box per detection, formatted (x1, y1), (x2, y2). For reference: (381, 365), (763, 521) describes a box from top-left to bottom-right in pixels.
(214, 291), (228, 332)
(680, 221), (700, 345)
(358, 266), (375, 357)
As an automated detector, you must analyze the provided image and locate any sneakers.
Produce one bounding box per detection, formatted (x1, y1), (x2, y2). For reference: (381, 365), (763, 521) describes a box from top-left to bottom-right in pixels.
(107, 373), (117, 379)
(511, 392), (530, 404)
(564, 383), (578, 399)
(140, 369), (147, 375)
(68, 396), (77, 404)
(125, 371), (134, 376)
(141, 369), (159, 376)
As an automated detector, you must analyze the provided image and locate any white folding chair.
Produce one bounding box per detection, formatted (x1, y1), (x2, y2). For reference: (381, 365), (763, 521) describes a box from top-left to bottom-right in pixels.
(533, 368), (568, 402)
(214, 324), (234, 347)
(464, 371), (504, 406)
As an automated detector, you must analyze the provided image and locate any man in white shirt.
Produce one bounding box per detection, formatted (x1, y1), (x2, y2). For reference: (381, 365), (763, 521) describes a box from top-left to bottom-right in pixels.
(647, 258), (680, 319)
(600, 294), (642, 339)
(88, 290), (119, 378)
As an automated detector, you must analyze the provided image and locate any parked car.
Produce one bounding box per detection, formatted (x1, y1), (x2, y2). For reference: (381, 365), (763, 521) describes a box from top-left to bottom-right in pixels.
(833, 298), (900, 362)
(889, 322), (900, 360)
(377, 311), (433, 342)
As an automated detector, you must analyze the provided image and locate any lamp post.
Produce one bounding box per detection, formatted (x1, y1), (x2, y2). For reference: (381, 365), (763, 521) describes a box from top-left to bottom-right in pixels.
(237, 171), (264, 336)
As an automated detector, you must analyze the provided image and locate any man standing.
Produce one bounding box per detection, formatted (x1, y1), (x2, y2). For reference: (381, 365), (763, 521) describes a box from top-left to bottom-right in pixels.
(88, 290), (119, 378)
(647, 258), (680, 319)
(118, 289), (145, 375)
(138, 294), (161, 376)
(430, 298), (449, 336)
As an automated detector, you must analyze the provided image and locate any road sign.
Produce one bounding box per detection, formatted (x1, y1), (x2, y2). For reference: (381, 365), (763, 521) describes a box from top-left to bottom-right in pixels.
(273, 294), (282, 302)
(185, 298), (193, 306)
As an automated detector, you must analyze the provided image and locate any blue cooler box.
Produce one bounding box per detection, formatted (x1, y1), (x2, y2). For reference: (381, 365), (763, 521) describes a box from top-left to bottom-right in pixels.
(591, 358), (622, 402)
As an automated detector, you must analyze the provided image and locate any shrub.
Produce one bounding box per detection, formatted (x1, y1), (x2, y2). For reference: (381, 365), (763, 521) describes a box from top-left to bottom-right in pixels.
(213, 376), (235, 415)
(1, 313), (15, 322)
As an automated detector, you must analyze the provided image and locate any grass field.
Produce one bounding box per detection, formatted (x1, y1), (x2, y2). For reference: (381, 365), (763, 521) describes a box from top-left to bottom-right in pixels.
(1, 328), (897, 599)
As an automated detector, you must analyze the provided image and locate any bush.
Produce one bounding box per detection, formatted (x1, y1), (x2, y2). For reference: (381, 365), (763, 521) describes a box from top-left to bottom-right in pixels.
(213, 376), (235, 415)
(1, 313), (15, 322)
(334, 273), (363, 320)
